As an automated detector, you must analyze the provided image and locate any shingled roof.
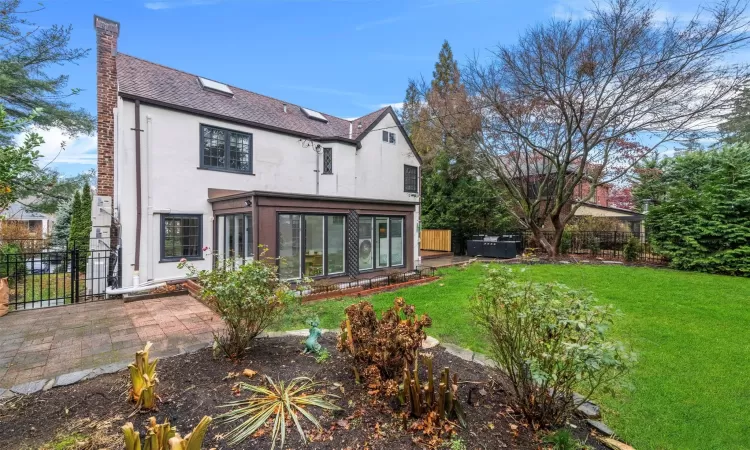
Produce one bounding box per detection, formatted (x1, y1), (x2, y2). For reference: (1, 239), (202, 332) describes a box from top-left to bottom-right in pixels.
(116, 53), (389, 143)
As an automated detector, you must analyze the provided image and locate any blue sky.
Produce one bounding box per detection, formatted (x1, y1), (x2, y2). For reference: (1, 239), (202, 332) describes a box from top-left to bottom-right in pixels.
(29, 0), (715, 175)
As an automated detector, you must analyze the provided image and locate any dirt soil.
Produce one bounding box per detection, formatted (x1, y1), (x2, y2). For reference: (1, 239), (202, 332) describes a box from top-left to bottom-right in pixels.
(0, 334), (606, 449)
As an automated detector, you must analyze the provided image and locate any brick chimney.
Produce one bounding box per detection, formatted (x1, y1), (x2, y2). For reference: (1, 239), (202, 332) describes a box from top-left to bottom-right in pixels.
(94, 15), (120, 199)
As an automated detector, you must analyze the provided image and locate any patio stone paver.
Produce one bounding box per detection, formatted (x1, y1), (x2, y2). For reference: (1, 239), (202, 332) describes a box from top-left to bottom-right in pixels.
(0, 295), (219, 388)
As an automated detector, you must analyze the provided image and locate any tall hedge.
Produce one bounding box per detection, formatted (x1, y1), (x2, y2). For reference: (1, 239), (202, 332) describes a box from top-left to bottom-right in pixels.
(647, 145), (750, 276)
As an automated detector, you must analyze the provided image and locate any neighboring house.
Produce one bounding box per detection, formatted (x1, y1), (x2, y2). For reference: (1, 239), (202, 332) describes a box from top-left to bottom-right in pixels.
(94, 16), (421, 288)
(523, 168), (643, 233)
(0, 202), (55, 238)
(571, 179), (644, 233)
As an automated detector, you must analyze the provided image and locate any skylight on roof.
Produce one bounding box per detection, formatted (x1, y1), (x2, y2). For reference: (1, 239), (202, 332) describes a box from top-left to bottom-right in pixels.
(198, 77), (233, 96)
(300, 107), (328, 123)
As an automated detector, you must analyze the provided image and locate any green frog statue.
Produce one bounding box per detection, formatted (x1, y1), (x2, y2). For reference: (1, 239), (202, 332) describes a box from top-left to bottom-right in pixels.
(304, 319), (323, 354)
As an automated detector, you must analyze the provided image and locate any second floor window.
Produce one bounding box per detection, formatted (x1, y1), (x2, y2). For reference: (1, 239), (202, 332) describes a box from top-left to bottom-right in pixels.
(200, 125), (253, 174)
(404, 165), (418, 193)
(323, 147), (333, 174)
(382, 130), (396, 144)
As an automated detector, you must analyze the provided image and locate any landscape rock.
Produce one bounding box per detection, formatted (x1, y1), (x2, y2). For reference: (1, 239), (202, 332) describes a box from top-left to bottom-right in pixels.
(0, 388), (11, 400)
(587, 419), (615, 436)
(10, 379), (48, 395)
(472, 353), (498, 368)
(261, 331), (288, 339)
(602, 260), (624, 265)
(85, 361), (130, 380)
(422, 336), (440, 349)
(284, 329), (309, 337)
(42, 379), (55, 391)
(441, 343), (474, 361)
(55, 369), (93, 387)
(576, 401), (601, 419)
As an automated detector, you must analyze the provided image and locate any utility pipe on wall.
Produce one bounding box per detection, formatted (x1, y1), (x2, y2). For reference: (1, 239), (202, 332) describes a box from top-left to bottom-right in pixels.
(132, 100), (144, 283)
(146, 115), (154, 282)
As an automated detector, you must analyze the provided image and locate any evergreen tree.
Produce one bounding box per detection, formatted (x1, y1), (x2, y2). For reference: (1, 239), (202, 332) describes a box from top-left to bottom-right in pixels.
(68, 190), (81, 250)
(0, 1), (94, 144)
(431, 40), (461, 96)
(50, 198), (73, 247)
(719, 86), (750, 145)
(401, 80), (421, 136)
(78, 185), (92, 272)
(402, 41), (511, 251)
(647, 145), (750, 275)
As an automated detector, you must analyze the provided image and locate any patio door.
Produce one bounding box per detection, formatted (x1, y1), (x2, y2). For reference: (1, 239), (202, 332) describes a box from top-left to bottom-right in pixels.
(216, 214), (252, 264)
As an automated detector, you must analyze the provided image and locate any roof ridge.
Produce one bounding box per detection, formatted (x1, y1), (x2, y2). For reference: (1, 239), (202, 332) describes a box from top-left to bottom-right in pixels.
(117, 52), (361, 125)
(353, 106), (389, 123)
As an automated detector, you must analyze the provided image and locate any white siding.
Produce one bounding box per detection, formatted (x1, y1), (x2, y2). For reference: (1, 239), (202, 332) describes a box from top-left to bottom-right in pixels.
(115, 101), (420, 286)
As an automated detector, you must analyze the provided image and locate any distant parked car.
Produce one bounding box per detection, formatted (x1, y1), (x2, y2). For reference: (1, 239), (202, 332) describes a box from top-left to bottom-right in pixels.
(25, 251), (69, 275)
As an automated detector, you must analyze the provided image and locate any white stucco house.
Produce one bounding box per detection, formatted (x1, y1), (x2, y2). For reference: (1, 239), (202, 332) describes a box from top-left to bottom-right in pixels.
(94, 16), (421, 289)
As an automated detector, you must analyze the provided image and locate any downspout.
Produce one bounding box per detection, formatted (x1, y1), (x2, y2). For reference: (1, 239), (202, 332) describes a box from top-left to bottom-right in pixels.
(315, 147), (320, 195)
(146, 114), (154, 281)
(252, 194), (259, 259)
(133, 100), (143, 282)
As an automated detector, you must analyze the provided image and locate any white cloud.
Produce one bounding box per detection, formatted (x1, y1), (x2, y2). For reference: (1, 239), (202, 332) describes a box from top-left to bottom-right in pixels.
(144, 0), (222, 10)
(354, 16), (405, 31)
(16, 127), (97, 166)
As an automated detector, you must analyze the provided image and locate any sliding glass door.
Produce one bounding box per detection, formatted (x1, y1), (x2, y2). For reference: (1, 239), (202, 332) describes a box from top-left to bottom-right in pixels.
(327, 216), (345, 275)
(216, 214), (252, 264)
(375, 217), (389, 268)
(390, 218), (403, 266)
(278, 214), (302, 279)
(304, 215), (324, 276)
(358, 216), (405, 271)
(278, 213), (346, 279)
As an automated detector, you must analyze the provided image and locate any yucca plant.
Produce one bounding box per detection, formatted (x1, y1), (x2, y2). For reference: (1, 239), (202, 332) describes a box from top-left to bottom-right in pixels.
(217, 376), (341, 449)
(122, 416), (212, 450)
(129, 341), (158, 410)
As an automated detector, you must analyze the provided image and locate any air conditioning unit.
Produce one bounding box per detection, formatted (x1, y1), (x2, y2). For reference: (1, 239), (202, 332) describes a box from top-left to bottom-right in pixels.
(91, 195), (112, 227)
(86, 258), (108, 296)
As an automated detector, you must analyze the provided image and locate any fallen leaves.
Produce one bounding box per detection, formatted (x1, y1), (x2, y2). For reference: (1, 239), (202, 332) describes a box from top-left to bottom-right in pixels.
(242, 368), (257, 378)
(223, 372), (239, 381)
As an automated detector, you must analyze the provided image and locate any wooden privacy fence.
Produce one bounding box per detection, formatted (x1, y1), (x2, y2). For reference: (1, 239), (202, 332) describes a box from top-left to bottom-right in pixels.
(420, 229), (452, 252)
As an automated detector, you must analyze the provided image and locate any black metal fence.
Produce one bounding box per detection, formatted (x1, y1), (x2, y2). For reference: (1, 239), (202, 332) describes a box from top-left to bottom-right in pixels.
(0, 239), (114, 311)
(511, 230), (666, 264)
(306, 267), (437, 296)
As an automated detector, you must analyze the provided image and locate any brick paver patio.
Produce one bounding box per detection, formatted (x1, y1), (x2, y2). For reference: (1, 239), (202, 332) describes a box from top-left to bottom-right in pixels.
(0, 295), (220, 389)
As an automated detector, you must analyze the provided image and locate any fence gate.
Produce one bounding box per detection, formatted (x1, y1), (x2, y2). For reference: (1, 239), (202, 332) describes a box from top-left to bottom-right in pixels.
(1, 239), (113, 312)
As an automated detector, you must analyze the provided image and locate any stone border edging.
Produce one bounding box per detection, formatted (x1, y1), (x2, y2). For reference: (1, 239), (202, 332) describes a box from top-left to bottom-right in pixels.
(0, 341), (213, 401)
(0, 330), (622, 447)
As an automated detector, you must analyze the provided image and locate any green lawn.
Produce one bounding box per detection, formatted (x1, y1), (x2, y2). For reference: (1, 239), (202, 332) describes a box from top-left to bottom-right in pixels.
(277, 263), (750, 450)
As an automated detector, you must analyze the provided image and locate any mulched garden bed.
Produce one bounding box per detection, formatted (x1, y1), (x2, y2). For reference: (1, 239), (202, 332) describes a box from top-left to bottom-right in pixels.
(0, 334), (606, 449)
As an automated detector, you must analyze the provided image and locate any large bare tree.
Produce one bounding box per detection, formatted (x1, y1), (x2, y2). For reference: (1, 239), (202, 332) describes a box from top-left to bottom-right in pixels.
(441, 0), (750, 255)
